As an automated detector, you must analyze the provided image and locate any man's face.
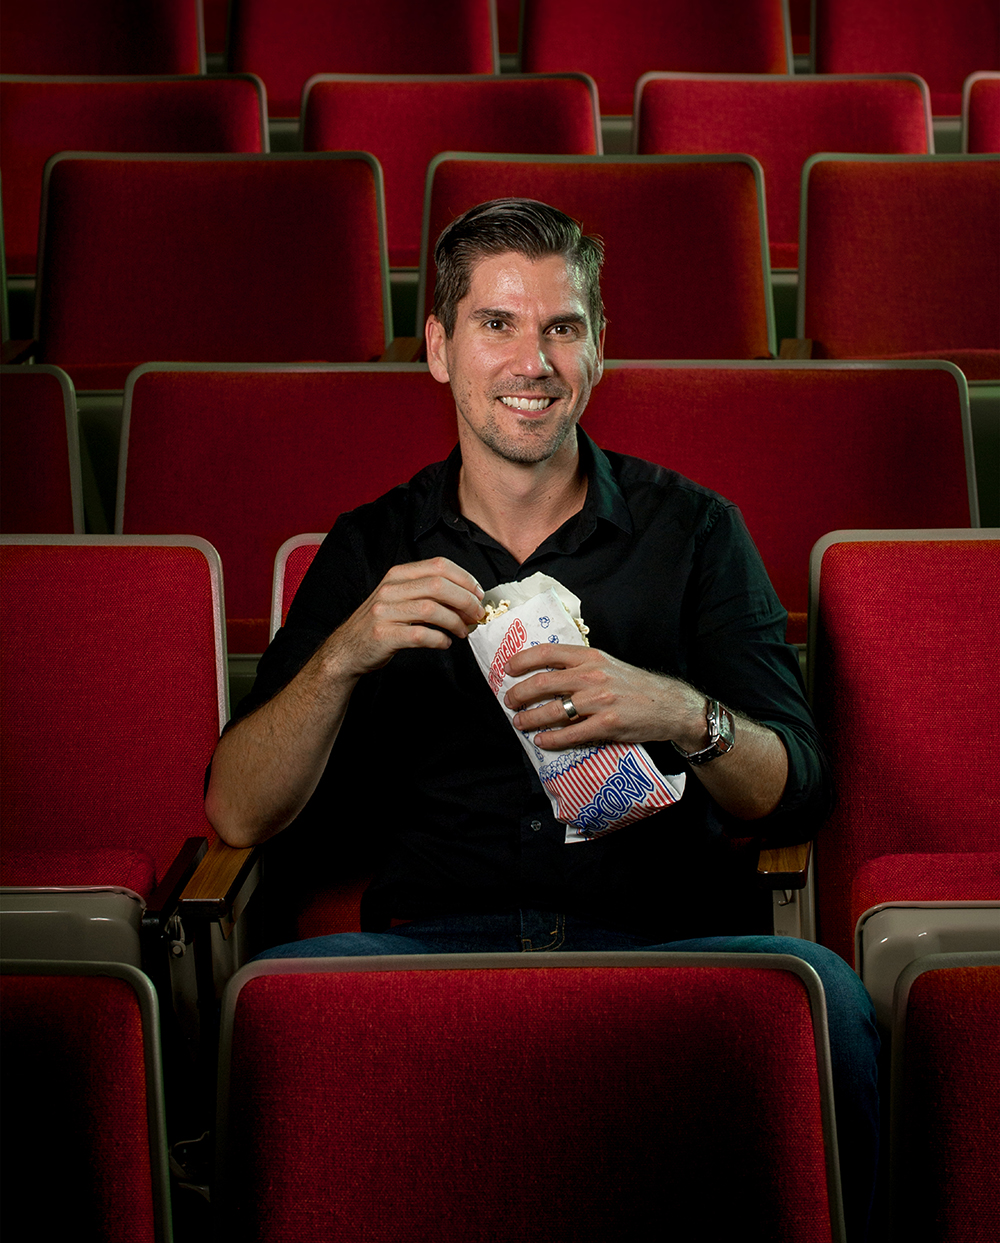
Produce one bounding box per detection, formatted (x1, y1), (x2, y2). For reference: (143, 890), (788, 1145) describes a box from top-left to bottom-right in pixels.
(426, 251), (604, 467)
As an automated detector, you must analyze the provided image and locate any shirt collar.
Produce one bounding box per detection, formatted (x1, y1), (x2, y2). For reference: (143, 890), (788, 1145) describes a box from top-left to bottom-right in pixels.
(414, 429), (633, 544)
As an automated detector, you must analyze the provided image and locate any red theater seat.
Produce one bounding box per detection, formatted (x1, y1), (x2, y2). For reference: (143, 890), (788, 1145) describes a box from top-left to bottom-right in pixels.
(421, 154), (774, 360)
(0, 536), (226, 949)
(217, 953), (844, 1241)
(809, 532), (1000, 966)
(813, 0), (1000, 117)
(301, 73), (600, 269)
(0, 364), (82, 533)
(0, 961), (172, 1243)
(0, 74), (266, 278)
(635, 73), (931, 270)
(520, 0), (791, 117)
(582, 361), (976, 645)
(33, 153), (389, 390)
(227, 0), (499, 119)
(964, 71), (1000, 153)
(0, 0), (204, 75)
(117, 364), (457, 655)
(798, 154), (1000, 381)
(890, 953), (1000, 1241)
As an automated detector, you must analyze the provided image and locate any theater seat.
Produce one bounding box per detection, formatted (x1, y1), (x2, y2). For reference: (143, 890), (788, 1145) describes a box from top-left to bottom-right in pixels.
(217, 952), (845, 1241)
(963, 70), (1000, 152)
(0, 364), (82, 533)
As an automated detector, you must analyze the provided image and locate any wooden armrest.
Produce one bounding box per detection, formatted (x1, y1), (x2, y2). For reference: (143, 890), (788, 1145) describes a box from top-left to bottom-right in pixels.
(1, 339), (36, 364)
(379, 336), (424, 362)
(179, 835), (259, 935)
(778, 338), (812, 360)
(757, 840), (811, 889)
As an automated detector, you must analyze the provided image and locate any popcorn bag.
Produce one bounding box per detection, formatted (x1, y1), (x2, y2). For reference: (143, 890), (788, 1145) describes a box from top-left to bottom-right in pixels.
(467, 573), (685, 843)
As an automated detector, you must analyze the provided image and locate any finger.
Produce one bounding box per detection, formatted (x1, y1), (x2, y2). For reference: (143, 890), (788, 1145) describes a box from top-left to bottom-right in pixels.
(372, 591), (480, 641)
(386, 557), (485, 602)
(504, 668), (572, 711)
(379, 567), (486, 627)
(504, 642), (590, 679)
(511, 696), (586, 734)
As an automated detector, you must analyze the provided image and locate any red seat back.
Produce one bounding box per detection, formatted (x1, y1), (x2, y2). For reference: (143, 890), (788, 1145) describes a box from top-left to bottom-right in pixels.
(800, 155), (1000, 381)
(421, 154), (773, 360)
(814, 0), (1000, 116)
(118, 364), (457, 654)
(0, 74), (266, 277)
(302, 74), (600, 268)
(521, 0), (791, 116)
(0, 537), (226, 894)
(0, 364), (82, 533)
(220, 955), (840, 1241)
(0, 962), (170, 1243)
(891, 955), (1000, 1240)
(636, 73), (931, 269)
(228, 0), (499, 118)
(810, 534), (1000, 963)
(35, 153), (389, 389)
(272, 534), (321, 635)
(0, 0), (204, 75)
(583, 362), (975, 643)
(964, 71), (1000, 153)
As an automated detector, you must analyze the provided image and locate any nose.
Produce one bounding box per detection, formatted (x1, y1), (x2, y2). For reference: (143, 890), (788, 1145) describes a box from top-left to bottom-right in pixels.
(511, 330), (555, 379)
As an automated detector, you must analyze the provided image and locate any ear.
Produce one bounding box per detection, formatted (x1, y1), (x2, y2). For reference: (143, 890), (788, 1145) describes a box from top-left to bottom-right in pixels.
(425, 315), (451, 384)
(593, 324), (606, 386)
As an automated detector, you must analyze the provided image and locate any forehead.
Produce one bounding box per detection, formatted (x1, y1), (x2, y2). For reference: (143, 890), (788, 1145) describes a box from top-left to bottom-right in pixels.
(462, 250), (588, 313)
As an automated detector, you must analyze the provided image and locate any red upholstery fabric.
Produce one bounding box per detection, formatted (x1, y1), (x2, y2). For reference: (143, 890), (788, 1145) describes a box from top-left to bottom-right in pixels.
(303, 75), (599, 268)
(0, 542), (221, 890)
(228, 0), (497, 118)
(966, 73), (1000, 153)
(0, 367), (78, 534)
(636, 75), (930, 269)
(278, 540), (320, 628)
(814, 0), (1000, 116)
(582, 364), (972, 644)
(789, 0), (811, 56)
(36, 155), (387, 390)
(225, 964), (832, 1241)
(0, 848), (157, 895)
(424, 157), (771, 360)
(812, 539), (1000, 964)
(802, 157), (1000, 379)
(851, 853), (1000, 936)
(894, 964), (1000, 1240)
(119, 367), (457, 654)
(203, 0), (230, 56)
(0, 973), (156, 1242)
(0, 0), (202, 74)
(0, 76), (265, 277)
(496, 0), (520, 54)
(521, 0), (790, 116)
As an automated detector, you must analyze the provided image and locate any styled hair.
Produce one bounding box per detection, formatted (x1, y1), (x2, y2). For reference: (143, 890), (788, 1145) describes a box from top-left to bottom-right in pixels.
(431, 198), (605, 338)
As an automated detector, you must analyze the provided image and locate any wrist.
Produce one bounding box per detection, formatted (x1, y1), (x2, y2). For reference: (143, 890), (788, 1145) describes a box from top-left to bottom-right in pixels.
(671, 698), (736, 765)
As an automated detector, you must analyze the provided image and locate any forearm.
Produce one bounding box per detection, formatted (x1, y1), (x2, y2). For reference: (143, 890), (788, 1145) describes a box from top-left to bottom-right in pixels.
(673, 701), (789, 821)
(205, 636), (359, 847)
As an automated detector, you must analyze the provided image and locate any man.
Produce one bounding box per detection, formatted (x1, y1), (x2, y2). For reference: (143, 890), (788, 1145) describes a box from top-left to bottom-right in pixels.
(206, 199), (878, 1235)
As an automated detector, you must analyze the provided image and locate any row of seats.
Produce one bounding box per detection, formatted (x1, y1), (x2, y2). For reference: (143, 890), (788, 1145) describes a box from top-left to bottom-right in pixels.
(6, 949), (996, 1241)
(2, 531), (996, 1238)
(3, 150), (997, 382)
(1, 360), (982, 650)
(3, 0), (997, 117)
(6, 70), (998, 279)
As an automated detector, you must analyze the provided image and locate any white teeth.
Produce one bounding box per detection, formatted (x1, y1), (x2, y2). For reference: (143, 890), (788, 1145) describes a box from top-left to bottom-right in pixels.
(500, 396), (554, 411)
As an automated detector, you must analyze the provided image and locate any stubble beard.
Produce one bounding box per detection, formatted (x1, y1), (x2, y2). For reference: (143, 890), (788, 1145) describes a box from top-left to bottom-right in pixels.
(459, 385), (579, 466)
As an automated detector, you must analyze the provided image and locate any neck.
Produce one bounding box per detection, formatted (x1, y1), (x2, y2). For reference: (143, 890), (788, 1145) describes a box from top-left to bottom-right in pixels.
(457, 429), (587, 564)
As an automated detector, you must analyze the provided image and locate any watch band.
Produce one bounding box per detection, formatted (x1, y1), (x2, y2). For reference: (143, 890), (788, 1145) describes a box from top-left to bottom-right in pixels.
(671, 699), (736, 766)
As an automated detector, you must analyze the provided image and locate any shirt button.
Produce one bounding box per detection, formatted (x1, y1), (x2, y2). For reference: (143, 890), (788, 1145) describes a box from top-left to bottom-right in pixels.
(530, 820), (542, 832)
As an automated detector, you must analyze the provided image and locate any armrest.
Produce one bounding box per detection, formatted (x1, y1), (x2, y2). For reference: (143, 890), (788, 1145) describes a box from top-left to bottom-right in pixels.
(379, 336), (424, 362)
(757, 840), (811, 890)
(778, 338), (812, 359)
(1, 339), (36, 364)
(141, 836), (208, 936)
(178, 835), (260, 937)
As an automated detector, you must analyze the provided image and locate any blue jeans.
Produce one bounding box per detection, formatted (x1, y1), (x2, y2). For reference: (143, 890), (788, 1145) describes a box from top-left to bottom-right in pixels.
(256, 910), (880, 1240)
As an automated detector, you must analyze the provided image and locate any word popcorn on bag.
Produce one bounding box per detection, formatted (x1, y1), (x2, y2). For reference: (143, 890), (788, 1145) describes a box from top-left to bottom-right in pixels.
(467, 572), (685, 843)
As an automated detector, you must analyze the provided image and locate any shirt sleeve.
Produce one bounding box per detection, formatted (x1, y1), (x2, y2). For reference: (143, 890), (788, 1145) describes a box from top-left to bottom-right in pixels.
(685, 499), (833, 843)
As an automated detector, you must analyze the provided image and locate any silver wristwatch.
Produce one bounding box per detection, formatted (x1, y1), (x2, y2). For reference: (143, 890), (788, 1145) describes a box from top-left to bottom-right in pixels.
(671, 699), (736, 766)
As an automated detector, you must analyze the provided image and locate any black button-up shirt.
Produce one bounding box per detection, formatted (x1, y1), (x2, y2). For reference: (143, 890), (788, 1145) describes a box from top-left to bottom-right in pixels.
(235, 433), (831, 939)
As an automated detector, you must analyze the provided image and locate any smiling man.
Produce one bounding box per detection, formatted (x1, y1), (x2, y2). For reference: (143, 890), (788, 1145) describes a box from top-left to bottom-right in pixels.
(206, 199), (879, 1238)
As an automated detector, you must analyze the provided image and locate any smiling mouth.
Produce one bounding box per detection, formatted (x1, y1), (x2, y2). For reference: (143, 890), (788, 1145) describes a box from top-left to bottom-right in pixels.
(499, 395), (557, 412)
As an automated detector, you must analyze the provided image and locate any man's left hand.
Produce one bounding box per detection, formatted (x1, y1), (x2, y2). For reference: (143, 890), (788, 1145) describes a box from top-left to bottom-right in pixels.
(503, 644), (707, 751)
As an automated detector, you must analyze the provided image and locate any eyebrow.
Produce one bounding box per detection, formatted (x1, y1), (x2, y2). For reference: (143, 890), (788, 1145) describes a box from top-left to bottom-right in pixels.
(470, 306), (589, 330)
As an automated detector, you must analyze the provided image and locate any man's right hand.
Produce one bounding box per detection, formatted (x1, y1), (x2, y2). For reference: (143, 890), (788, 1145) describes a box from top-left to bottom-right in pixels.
(329, 556), (486, 680)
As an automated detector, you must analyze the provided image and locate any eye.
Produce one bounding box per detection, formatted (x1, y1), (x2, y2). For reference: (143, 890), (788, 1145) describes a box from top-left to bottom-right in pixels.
(483, 318), (507, 331)
(548, 322), (580, 337)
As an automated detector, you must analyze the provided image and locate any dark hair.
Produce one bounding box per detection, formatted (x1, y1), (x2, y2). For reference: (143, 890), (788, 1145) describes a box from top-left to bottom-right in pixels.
(431, 198), (605, 338)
